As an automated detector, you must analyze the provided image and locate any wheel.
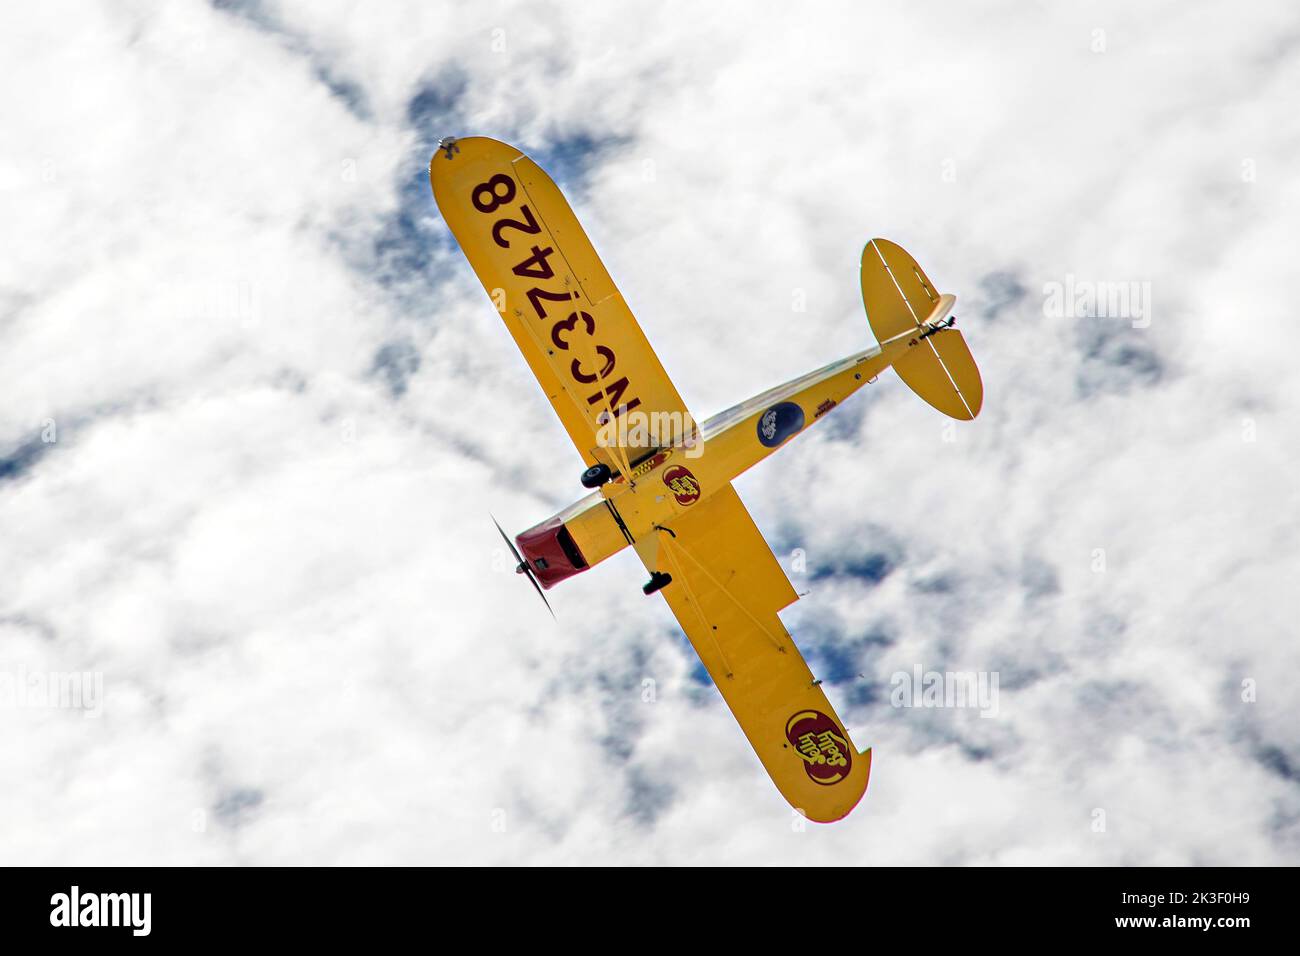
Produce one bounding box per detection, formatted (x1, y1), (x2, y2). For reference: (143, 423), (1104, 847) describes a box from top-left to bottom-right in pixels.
(580, 463), (612, 488)
(642, 572), (672, 596)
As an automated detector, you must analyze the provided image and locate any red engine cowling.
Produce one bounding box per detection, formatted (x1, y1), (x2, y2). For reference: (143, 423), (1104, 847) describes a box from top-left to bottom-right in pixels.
(515, 516), (589, 589)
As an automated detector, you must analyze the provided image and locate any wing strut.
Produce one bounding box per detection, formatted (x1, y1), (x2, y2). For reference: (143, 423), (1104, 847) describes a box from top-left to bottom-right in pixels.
(650, 528), (735, 678)
(653, 526), (788, 653)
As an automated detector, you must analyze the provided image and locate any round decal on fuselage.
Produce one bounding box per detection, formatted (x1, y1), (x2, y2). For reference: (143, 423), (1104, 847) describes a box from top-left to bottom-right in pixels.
(757, 402), (805, 447)
(662, 464), (701, 506)
(785, 709), (852, 785)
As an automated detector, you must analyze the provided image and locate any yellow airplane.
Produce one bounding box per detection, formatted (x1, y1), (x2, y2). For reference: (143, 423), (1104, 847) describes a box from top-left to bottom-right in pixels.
(430, 136), (983, 823)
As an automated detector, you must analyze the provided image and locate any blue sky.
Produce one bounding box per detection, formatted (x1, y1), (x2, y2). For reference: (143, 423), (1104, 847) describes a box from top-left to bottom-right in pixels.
(1, 0), (1297, 864)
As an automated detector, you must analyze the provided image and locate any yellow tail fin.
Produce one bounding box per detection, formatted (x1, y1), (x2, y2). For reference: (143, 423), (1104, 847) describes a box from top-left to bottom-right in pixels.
(860, 238), (983, 420)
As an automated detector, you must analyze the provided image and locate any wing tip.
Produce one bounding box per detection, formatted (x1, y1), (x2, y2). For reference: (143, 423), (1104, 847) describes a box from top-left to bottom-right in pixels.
(801, 746), (872, 825)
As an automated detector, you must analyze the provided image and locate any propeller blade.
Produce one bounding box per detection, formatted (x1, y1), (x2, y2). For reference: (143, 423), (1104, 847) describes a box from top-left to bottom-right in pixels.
(492, 515), (525, 564)
(522, 564), (555, 620)
(491, 515), (555, 620)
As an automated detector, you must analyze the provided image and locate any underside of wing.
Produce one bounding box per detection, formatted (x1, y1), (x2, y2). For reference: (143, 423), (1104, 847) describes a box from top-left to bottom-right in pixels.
(430, 136), (692, 470)
(635, 484), (871, 822)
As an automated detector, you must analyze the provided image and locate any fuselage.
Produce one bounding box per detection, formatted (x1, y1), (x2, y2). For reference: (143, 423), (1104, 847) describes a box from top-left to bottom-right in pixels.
(516, 335), (912, 586)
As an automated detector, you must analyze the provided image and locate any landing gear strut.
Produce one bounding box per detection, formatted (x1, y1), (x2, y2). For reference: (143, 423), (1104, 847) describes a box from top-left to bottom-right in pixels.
(642, 571), (672, 595)
(580, 463), (612, 488)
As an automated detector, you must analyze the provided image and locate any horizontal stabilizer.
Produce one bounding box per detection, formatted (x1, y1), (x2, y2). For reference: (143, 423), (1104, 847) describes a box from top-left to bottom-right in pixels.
(861, 237), (940, 343)
(860, 238), (982, 420)
(893, 328), (983, 420)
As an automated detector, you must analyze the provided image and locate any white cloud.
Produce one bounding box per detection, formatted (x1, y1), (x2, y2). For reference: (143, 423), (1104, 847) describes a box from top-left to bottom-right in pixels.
(1, 0), (1296, 864)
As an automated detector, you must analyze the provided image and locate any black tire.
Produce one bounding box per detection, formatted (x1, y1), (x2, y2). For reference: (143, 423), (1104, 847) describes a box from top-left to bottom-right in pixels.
(642, 572), (672, 596)
(580, 463), (612, 488)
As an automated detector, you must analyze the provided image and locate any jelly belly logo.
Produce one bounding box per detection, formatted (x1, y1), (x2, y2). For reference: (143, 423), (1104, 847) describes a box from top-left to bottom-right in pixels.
(757, 402), (805, 447)
(662, 465), (701, 505)
(786, 710), (852, 785)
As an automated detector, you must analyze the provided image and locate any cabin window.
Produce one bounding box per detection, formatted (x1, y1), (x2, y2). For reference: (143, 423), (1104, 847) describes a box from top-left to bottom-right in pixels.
(555, 526), (588, 569)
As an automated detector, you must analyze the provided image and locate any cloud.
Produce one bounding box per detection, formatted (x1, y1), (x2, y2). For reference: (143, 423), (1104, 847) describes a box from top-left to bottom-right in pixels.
(1, 0), (1297, 864)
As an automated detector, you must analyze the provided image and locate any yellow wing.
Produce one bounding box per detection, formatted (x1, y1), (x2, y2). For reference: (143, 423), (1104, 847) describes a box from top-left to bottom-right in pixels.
(635, 484), (872, 822)
(430, 136), (691, 471)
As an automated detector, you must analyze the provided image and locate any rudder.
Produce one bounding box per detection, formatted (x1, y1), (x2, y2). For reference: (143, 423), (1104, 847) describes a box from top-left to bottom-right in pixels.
(860, 238), (983, 420)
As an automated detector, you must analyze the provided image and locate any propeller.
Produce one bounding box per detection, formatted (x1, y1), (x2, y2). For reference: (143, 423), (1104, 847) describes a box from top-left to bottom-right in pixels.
(492, 515), (554, 619)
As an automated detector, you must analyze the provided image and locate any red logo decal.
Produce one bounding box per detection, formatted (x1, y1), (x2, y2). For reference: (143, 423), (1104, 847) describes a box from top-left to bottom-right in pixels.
(662, 465), (701, 506)
(786, 710), (852, 785)
(814, 399), (837, 418)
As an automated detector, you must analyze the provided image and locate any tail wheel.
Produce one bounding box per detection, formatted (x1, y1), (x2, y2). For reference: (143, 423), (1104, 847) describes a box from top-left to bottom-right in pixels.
(580, 463), (612, 488)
